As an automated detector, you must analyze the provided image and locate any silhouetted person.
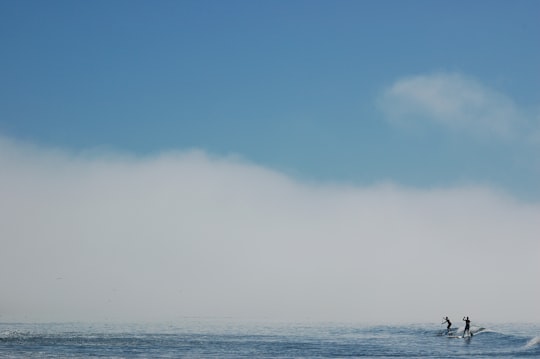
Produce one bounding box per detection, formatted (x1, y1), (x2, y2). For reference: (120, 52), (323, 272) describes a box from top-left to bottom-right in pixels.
(442, 316), (452, 333)
(463, 316), (472, 337)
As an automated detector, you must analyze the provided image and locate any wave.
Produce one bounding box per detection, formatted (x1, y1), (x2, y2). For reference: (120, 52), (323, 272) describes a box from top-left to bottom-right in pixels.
(437, 325), (540, 355)
(525, 336), (540, 349)
(437, 325), (487, 337)
(0, 330), (30, 340)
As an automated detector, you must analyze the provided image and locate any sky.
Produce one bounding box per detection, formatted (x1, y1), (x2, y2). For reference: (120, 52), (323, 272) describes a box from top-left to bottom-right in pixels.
(0, 0), (539, 324)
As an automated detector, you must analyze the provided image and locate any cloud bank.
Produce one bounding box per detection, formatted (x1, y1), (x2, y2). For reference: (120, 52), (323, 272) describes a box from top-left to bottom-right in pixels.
(378, 73), (538, 141)
(1, 137), (539, 324)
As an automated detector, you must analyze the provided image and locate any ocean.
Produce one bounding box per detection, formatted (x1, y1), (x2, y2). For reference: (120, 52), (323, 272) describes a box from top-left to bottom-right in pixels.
(1, 321), (539, 358)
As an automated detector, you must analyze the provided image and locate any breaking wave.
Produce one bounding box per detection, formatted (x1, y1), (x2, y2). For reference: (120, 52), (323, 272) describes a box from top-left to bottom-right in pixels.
(525, 335), (540, 349)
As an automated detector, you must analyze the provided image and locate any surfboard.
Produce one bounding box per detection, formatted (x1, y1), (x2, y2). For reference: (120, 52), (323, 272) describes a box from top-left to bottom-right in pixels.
(447, 334), (472, 339)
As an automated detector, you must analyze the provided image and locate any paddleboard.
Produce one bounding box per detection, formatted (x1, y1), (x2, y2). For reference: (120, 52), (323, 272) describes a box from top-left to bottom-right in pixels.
(447, 334), (472, 339)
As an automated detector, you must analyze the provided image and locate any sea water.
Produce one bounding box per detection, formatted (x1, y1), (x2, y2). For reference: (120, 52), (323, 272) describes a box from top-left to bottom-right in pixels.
(1, 321), (539, 358)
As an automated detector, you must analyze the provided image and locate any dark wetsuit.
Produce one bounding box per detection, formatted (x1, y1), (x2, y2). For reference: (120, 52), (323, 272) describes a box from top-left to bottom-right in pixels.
(463, 317), (471, 336)
(443, 318), (451, 331)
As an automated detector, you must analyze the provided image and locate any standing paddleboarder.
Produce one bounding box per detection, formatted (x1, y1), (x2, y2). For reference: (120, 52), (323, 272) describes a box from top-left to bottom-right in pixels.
(462, 316), (472, 337)
(442, 316), (452, 334)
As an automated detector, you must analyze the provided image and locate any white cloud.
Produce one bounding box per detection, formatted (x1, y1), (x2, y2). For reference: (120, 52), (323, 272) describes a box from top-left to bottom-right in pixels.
(1, 137), (539, 324)
(379, 73), (535, 140)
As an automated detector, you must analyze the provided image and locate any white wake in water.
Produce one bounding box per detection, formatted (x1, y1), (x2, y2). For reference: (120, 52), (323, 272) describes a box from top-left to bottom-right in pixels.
(525, 336), (540, 349)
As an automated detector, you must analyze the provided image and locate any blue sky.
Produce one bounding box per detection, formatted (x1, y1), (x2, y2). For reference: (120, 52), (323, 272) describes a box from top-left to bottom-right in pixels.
(1, 1), (540, 323)
(1, 0), (539, 198)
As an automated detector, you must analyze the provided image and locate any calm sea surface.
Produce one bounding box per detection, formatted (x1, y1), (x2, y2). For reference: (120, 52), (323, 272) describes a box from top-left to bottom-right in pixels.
(1, 321), (539, 358)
